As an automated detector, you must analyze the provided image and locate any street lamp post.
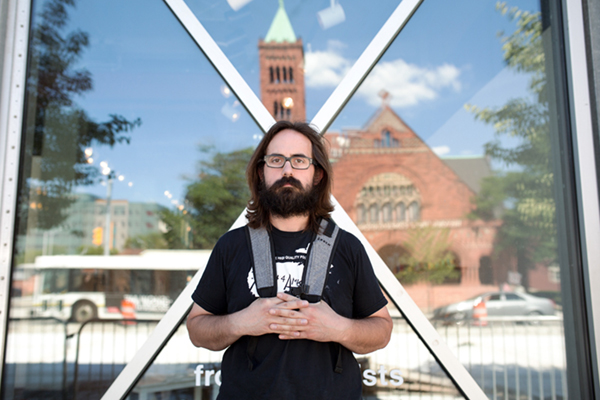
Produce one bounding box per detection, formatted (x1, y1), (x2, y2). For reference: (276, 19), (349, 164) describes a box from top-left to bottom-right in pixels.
(103, 172), (114, 256)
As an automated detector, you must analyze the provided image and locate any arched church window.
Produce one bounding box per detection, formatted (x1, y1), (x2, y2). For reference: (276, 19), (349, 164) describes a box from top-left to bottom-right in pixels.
(369, 204), (379, 223)
(283, 67), (287, 82)
(382, 203), (392, 222)
(289, 67), (294, 82)
(276, 67), (280, 83)
(381, 130), (391, 147)
(396, 202), (406, 222)
(408, 201), (420, 221)
(357, 204), (366, 224)
(269, 67), (274, 83)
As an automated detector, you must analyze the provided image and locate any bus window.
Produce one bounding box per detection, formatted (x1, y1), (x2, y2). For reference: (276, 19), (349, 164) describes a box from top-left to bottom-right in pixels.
(42, 270), (54, 294)
(55, 270), (68, 293)
(154, 270), (168, 296)
(70, 269), (107, 292)
(111, 269), (131, 294)
(131, 270), (153, 295)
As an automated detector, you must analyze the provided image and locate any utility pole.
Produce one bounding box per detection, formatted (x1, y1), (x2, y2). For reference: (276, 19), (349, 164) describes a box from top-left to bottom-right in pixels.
(103, 173), (113, 256)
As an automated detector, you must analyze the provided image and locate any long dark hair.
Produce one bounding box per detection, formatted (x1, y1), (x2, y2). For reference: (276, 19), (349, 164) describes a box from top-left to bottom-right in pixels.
(246, 121), (334, 233)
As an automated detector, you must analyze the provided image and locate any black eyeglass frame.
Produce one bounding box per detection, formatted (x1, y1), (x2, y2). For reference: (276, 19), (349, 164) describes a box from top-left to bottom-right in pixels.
(263, 154), (315, 170)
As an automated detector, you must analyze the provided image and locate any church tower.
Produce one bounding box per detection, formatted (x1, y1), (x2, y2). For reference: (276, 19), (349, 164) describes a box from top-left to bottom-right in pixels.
(259, 0), (306, 122)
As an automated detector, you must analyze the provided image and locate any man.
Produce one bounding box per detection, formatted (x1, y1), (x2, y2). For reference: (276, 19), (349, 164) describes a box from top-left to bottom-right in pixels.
(187, 121), (392, 399)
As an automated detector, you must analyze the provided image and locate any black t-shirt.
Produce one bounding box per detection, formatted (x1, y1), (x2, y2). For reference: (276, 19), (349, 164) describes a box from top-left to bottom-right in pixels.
(192, 225), (387, 400)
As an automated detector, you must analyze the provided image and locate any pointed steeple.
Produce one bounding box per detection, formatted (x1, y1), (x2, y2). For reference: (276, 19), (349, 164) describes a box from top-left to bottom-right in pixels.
(265, 0), (297, 43)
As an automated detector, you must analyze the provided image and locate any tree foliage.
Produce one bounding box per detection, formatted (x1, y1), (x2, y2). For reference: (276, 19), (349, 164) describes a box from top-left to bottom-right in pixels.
(467, 3), (556, 287)
(124, 232), (169, 250)
(21, 0), (141, 231)
(77, 245), (118, 255)
(395, 227), (459, 285)
(161, 146), (253, 249)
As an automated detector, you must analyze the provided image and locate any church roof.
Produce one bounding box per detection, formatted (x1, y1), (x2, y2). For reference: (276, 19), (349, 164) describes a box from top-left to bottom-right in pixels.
(265, 0), (297, 43)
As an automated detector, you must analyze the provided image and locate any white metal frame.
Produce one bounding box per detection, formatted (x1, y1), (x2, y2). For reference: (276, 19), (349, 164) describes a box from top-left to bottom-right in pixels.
(0, 0), (31, 383)
(103, 0), (489, 398)
(562, 0), (600, 393)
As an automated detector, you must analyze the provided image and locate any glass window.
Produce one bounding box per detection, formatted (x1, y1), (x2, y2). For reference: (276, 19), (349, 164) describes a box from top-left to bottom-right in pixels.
(4, 0), (587, 399)
(396, 202), (406, 222)
(408, 201), (420, 222)
(328, 0), (573, 398)
(382, 203), (392, 222)
(368, 204), (379, 223)
(356, 204), (366, 224)
(382, 130), (391, 147)
(5, 0), (260, 397)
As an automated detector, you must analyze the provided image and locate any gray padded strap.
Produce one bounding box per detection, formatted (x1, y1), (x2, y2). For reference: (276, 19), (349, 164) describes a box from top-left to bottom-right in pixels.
(304, 219), (340, 297)
(247, 227), (274, 292)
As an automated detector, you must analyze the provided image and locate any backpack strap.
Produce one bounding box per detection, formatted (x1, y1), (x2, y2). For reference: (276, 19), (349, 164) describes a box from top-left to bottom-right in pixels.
(245, 226), (277, 298)
(246, 219), (341, 302)
(245, 220), (343, 373)
(299, 219), (341, 303)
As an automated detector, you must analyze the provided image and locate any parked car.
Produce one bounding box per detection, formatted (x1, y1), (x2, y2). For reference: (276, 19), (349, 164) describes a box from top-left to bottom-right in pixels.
(432, 291), (555, 323)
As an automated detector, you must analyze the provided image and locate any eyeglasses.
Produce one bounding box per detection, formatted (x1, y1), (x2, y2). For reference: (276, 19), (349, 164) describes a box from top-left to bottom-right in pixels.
(263, 154), (314, 170)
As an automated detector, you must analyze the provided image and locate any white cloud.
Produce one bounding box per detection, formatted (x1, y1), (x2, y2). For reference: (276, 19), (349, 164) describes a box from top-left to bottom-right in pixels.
(304, 45), (461, 108)
(358, 60), (461, 107)
(432, 145), (451, 156)
(305, 43), (351, 88)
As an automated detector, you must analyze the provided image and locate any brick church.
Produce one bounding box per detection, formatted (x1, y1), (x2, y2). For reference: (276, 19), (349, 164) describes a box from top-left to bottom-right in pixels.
(256, 2), (559, 310)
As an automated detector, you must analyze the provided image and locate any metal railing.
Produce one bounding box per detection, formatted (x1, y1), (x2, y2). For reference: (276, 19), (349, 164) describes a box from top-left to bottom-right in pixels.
(432, 315), (567, 400)
(3, 317), (160, 400)
(72, 319), (160, 400)
(4, 315), (566, 400)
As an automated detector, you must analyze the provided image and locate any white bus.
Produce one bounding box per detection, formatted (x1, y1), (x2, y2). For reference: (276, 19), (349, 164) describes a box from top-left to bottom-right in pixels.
(26, 250), (210, 322)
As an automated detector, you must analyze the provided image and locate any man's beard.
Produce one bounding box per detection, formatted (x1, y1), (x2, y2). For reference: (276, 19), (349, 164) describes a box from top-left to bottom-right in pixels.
(258, 176), (319, 218)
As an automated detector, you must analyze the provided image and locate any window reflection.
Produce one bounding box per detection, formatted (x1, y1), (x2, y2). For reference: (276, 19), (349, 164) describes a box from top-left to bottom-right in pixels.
(6, 0), (258, 397)
(5, 0), (575, 398)
(327, 0), (568, 398)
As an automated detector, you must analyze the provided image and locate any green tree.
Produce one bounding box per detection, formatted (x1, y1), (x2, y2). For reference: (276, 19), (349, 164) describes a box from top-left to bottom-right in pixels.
(124, 232), (169, 250)
(395, 227), (459, 285)
(467, 3), (556, 289)
(162, 146), (253, 249)
(20, 0), (141, 231)
(77, 245), (118, 255)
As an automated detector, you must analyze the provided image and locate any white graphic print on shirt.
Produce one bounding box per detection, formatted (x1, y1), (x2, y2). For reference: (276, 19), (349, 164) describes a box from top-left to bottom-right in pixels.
(247, 243), (310, 297)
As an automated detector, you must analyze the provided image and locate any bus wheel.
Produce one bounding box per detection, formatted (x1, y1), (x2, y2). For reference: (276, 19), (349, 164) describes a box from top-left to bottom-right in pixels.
(71, 301), (97, 322)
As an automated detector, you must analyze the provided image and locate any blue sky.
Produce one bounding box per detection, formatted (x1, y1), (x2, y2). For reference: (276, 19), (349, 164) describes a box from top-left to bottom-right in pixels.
(45, 0), (540, 207)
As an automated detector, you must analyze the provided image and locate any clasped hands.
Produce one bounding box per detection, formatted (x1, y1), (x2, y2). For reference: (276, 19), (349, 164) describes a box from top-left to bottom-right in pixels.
(238, 292), (349, 343)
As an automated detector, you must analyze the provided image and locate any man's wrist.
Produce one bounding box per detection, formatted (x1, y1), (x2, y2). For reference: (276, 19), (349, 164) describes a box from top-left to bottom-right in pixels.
(335, 315), (353, 345)
(226, 311), (245, 338)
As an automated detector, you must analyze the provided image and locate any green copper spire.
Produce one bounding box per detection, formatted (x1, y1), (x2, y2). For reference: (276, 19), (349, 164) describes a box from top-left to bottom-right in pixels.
(264, 0), (297, 43)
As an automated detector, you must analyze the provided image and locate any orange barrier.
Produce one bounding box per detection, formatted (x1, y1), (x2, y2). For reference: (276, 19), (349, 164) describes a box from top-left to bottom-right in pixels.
(120, 299), (136, 325)
(472, 301), (487, 326)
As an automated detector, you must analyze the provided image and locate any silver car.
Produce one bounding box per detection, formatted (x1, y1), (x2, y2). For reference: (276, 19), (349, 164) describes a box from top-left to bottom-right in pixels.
(433, 291), (556, 322)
